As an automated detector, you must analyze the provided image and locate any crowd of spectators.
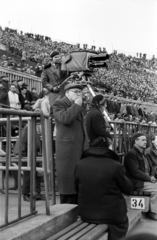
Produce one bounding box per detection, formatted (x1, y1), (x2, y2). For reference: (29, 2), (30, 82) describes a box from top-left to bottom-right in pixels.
(0, 26), (157, 106)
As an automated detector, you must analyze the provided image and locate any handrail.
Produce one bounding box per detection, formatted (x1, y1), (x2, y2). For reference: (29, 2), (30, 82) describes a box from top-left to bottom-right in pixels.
(0, 66), (42, 92)
(0, 108), (51, 228)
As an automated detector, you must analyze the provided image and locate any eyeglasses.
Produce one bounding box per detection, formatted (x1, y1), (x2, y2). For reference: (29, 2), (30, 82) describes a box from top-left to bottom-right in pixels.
(69, 90), (82, 95)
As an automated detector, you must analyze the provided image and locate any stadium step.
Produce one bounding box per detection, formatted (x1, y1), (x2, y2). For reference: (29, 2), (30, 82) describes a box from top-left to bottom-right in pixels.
(127, 209), (142, 232)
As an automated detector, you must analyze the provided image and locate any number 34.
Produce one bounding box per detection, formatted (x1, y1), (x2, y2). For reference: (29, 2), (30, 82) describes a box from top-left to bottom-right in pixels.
(131, 198), (145, 209)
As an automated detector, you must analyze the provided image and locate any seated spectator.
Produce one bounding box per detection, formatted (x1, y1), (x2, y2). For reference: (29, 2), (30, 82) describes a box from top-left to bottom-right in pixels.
(33, 87), (50, 118)
(8, 84), (21, 109)
(35, 63), (42, 77)
(124, 132), (157, 221)
(31, 87), (39, 102)
(74, 137), (133, 240)
(19, 86), (32, 111)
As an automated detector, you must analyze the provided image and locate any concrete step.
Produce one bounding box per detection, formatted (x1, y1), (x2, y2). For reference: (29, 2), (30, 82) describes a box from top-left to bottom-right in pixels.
(127, 209), (142, 232)
(0, 204), (78, 240)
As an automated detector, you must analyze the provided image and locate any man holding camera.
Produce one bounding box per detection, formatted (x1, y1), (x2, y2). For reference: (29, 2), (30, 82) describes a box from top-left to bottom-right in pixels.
(42, 51), (68, 106)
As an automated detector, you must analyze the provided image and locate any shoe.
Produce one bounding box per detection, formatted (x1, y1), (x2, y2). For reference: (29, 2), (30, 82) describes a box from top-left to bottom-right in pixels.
(146, 212), (157, 221)
(35, 193), (45, 201)
(23, 194), (30, 202)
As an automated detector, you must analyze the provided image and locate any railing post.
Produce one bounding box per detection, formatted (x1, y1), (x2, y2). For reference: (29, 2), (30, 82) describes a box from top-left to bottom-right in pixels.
(18, 116), (22, 219)
(40, 111), (50, 215)
(5, 115), (11, 224)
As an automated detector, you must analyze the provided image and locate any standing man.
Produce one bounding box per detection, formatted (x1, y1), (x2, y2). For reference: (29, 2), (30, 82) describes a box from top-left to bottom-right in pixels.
(124, 132), (157, 220)
(41, 51), (68, 107)
(53, 82), (87, 204)
(74, 137), (133, 240)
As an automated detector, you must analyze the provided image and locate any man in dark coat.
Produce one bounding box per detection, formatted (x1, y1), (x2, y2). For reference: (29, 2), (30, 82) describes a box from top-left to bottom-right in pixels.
(124, 132), (157, 221)
(0, 80), (9, 108)
(146, 133), (157, 177)
(74, 137), (133, 240)
(19, 86), (33, 110)
(85, 94), (112, 145)
(42, 51), (68, 107)
(53, 82), (87, 204)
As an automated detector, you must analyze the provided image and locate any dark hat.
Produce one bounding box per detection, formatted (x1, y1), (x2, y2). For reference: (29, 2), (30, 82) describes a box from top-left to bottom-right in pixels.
(132, 132), (146, 144)
(11, 79), (17, 83)
(92, 94), (105, 105)
(22, 83), (28, 87)
(50, 51), (59, 58)
(64, 83), (83, 91)
(0, 75), (9, 81)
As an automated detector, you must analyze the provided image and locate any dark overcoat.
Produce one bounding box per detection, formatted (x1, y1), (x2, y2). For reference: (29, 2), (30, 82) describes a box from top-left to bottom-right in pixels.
(53, 96), (87, 194)
(42, 63), (68, 106)
(0, 86), (9, 107)
(85, 106), (111, 144)
(145, 146), (157, 176)
(124, 146), (154, 188)
(74, 147), (133, 224)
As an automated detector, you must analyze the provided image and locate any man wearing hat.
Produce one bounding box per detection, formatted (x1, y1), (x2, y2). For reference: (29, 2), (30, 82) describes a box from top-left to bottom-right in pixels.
(17, 79), (23, 94)
(41, 50), (69, 107)
(124, 132), (157, 220)
(53, 82), (88, 204)
(86, 94), (112, 146)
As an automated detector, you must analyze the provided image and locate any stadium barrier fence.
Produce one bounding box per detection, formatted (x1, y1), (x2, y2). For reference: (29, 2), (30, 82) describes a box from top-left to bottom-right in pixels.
(0, 108), (53, 229)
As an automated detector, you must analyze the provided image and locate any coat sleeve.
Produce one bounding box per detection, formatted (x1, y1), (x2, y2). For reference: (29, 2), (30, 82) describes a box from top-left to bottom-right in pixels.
(125, 152), (151, 182)
(145, 151), (157, 177)
(53, 100), (84, 125)
(41, 69), (53, 91)
(115, 164), (133, 194)
(74, 164), (79, 194)
(91, 113), (112, 139)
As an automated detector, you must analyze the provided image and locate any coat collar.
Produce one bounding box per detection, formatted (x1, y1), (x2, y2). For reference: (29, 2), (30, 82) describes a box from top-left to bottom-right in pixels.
(62, 96), (72, 107)
(82, 147), (119, 162)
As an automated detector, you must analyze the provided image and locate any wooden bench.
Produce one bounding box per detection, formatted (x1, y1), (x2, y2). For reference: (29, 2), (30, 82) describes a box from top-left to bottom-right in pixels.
(46, 208), (142, 240)
(46, 220), (108, 240)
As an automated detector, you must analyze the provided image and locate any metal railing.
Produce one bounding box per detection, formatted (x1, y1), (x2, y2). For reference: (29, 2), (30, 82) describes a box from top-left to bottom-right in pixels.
(110, 120), (157, 164)
(0, 108), (53, 228)
(0, 66), (42, 93)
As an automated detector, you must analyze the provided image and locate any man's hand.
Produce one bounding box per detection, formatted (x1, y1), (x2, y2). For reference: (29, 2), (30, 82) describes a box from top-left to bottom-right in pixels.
(75, 96), (82, 106)
(52, 86), (59, 93)
(150, 176), (156, 183)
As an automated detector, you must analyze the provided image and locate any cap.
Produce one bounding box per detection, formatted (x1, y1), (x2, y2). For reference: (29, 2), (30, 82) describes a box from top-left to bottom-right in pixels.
(17, 79), (23, 82)
(22, 83), (28, 87)
(50, 51), (59, 58)
(132, 132), (146, 145)
(92, 94), (105, 105)
(0, 75), (9, 81)
(64, 83), (83, 91)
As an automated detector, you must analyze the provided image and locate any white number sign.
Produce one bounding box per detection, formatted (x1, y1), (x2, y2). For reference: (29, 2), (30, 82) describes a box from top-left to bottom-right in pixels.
(130, 198), (145, 210)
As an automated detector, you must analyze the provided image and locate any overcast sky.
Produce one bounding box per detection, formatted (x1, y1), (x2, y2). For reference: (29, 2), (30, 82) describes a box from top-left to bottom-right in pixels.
(0, 0), (157, 57)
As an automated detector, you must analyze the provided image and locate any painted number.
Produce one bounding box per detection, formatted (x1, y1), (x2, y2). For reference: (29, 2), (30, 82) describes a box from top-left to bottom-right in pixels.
(131, 198), (145, 209)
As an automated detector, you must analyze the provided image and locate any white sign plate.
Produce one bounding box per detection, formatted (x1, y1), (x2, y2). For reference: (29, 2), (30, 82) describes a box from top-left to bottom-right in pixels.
(130, 197), (145, 210)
